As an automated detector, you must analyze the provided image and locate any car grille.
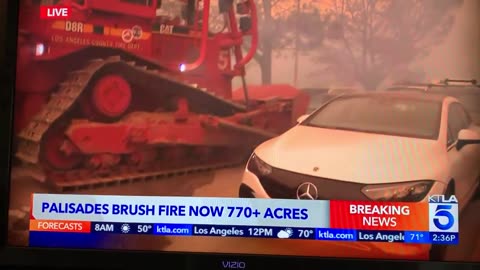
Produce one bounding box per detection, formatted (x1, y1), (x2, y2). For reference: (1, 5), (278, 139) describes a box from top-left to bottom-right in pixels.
(258, 167), (370, 200)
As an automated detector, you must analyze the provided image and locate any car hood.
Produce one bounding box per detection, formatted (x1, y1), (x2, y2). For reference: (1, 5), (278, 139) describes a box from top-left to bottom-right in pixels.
(255, 125), (447, 184)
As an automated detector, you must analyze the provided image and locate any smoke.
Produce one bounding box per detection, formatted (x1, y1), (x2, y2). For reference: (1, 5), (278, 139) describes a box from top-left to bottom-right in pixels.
(236, 0), (480, 90)
(412, 0), (480, 82)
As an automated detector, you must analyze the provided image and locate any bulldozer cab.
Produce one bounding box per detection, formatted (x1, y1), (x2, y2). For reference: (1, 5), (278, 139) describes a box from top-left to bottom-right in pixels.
(154, 0), (230, 34)
(154, 0), (196, 27)
(30, 0), (255, 76)
(30, 0), (234, 33)
(151, 0), (257, 74)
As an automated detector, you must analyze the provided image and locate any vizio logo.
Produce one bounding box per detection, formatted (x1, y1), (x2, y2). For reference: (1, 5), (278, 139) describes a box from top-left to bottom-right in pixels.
(428, 201), (458, 233)
(221, 261), (246, 269)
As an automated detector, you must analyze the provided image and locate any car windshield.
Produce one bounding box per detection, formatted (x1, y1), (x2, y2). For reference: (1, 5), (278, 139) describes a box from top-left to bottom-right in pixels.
(302, 96), (442, 139)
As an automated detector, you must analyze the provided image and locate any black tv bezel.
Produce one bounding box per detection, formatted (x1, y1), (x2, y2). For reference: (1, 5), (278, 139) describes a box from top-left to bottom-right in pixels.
(0, 1), (478, 270)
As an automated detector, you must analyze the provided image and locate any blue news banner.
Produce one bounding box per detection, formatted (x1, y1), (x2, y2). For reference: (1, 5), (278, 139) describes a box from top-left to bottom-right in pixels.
(87, 222), (458, 244)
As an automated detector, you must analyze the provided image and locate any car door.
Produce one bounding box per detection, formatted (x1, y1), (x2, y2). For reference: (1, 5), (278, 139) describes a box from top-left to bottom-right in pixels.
(446, 102), (480, 207)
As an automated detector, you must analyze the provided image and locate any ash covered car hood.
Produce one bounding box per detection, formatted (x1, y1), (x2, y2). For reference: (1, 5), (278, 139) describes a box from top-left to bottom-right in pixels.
(254, 125), (448, 184)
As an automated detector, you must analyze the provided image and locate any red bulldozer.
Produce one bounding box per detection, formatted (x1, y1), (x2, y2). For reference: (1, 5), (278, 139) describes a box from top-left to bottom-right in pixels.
(14, 0), (309, 191)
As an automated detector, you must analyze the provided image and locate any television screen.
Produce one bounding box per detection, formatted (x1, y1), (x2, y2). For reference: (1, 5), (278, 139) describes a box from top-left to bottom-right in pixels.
(8, 0), (480, 264)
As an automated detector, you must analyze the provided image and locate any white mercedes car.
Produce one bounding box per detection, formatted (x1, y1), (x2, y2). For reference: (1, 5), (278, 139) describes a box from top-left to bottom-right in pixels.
(239, 91), (480, 211)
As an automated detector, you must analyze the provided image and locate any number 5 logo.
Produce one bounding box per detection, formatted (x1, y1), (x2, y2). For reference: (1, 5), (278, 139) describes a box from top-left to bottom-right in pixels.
(218, 50), (230, 71)
(433, 205), (454, 230)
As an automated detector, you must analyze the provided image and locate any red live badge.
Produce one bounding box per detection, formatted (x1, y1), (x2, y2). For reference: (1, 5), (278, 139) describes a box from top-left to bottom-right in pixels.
(40, 6), (71, 19)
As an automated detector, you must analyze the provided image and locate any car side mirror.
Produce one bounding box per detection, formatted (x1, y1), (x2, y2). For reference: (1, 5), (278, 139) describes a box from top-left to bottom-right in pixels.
(297, 114), (309, 124)
(456, 129), (480, 150)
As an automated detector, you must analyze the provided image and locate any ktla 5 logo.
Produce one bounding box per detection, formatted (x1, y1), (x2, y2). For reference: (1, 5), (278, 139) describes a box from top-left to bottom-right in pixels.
(428, 195), (459, 233)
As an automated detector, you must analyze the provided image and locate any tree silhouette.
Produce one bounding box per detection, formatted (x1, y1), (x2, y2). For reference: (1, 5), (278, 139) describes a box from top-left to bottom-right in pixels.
(315, 0), (464, 90)
(248, 0), (326, 84)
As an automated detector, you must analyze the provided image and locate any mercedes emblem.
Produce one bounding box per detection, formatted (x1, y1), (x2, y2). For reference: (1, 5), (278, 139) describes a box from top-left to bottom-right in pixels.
(296, 182), (318, 200)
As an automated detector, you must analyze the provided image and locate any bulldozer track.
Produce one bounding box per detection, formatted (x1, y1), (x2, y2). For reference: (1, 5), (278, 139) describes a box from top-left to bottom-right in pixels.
(24, 158), (245, 192)
(57, 161), (242, 192)
(15, 55), (251, 191)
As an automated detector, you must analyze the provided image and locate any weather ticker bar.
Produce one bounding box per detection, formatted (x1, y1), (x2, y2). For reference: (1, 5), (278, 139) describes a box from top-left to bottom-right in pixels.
(28, 193), (460, 247)
(32, 221), (457, 244)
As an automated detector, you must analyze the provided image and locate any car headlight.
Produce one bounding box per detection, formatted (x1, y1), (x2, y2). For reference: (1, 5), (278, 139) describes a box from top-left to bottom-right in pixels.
(361, 181), (434, 202)
(247, 153), (272, 176)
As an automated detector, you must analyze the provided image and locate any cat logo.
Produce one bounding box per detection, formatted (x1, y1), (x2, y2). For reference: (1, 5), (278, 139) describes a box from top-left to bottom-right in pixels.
(159, 24), (174, 34)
